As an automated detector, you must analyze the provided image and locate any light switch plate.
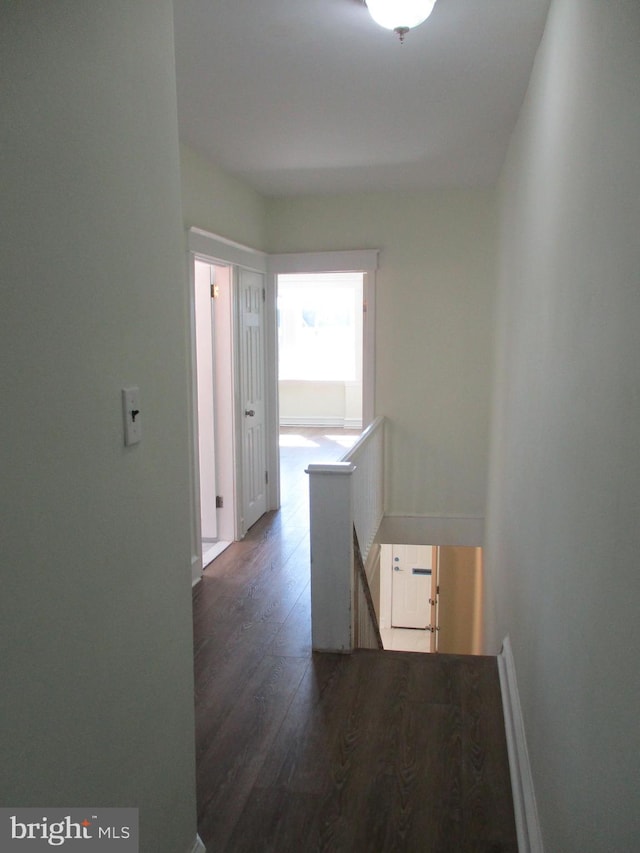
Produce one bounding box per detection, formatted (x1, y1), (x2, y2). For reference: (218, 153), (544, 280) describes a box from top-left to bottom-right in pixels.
(122, 386), (142, 446)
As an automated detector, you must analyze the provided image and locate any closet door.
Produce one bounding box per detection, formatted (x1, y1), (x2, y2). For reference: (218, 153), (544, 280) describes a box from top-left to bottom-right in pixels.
(238, 266), (267, 532)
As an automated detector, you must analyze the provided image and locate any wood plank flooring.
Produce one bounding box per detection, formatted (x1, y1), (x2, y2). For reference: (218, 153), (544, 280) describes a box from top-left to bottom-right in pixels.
(193, 429), (517, 852)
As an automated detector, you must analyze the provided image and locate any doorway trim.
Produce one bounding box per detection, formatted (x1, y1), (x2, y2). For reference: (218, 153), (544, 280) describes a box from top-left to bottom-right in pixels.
(187, 227), (270, 583)
(267, 250), (379, 508)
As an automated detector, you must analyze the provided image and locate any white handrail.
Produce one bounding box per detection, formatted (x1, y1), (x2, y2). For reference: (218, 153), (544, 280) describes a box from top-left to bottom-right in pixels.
(340, 416), (385, 565)
(339, 415), (385, 463)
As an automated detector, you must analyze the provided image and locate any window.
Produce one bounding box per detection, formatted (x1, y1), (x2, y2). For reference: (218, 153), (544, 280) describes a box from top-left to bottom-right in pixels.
(277, 272), (363, 381)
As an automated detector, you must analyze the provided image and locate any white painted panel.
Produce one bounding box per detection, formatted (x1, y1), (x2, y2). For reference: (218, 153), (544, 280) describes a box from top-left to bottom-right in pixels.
(307, 462), (356, 652)
(239, 267), (267, 531)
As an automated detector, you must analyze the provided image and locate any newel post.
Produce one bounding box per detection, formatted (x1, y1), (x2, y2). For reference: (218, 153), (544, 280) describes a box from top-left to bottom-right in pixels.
(306, 462), (355, 652)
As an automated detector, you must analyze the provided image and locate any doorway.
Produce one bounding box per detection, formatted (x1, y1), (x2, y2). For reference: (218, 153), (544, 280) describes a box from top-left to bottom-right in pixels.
(277, 272), (364, 431)
(267, 248), (379, 459)
(188, 229), (273, 585)
(380, 543), (483, 654)
(193, 260), (235, 568)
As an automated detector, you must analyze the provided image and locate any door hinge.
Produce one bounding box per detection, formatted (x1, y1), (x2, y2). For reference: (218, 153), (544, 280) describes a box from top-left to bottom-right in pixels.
(211, 283), (219, 299)
(265, 470), (269, 484)
(216, 495), (224, 508)
(262, 287), (266, 302)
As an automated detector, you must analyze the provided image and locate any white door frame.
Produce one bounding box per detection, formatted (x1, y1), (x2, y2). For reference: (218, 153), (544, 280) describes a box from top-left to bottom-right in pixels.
(267, 250), (379, 508)
(186, 228), (271, 582)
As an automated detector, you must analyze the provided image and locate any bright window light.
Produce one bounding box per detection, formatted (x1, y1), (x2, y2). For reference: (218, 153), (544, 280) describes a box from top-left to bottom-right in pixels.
(277, 273), (363, 382)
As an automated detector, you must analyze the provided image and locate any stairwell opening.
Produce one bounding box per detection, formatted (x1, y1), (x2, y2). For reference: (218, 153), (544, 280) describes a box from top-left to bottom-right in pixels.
(377, 543), (483, 654)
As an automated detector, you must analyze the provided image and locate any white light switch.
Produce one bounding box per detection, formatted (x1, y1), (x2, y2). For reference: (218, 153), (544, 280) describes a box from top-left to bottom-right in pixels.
(122, 386), (142, 446)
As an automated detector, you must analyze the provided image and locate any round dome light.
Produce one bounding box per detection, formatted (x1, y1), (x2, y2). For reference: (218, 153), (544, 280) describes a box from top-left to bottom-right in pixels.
(366, 0), (437, 32)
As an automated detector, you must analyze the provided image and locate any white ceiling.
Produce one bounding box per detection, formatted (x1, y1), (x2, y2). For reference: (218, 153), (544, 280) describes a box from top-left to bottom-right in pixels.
(172, 0), (551, 197)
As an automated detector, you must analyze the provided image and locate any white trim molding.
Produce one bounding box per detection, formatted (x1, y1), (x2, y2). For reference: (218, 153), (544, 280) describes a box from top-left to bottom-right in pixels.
(186, 833), (206, 853)
(268, 249), (378, 275)
(497, 636), (544, 853)
(188, 227), (267, 272)
(268, 249), (379, 430)
(279, 416), (363, 430)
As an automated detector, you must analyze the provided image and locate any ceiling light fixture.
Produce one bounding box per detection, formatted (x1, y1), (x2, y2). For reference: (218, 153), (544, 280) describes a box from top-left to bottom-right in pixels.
(366, 0), (437, 42)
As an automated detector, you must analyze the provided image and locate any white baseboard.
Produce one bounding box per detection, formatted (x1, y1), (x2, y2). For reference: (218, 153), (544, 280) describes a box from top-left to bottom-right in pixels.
(202, 539), (232, 567)
(280, 416), (342, 427)
(186, 834), (206, 853)
(279, 417), (362, 430)
(497, 635), (544, 853)
(191, 555), (202, 587)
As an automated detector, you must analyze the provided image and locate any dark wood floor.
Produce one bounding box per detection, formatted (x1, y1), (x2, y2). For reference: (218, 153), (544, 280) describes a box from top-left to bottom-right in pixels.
(193, 430), (517, 852)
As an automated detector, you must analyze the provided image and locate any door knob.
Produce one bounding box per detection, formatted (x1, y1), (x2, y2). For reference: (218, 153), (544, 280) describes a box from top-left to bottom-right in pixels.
(244, 409), (255, 417)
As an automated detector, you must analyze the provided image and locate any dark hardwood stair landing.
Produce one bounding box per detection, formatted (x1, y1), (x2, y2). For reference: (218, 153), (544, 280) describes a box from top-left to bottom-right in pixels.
(193, 433), (516, 851)
(194, 586), (516, 851)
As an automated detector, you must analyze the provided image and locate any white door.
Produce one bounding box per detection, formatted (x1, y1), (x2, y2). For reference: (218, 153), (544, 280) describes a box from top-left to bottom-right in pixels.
(391, 544), (436, 631)
(238, 266), (267, 532)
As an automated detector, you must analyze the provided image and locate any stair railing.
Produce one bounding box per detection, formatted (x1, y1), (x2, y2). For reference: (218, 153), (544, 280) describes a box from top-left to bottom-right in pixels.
(307, 416), (386, 652)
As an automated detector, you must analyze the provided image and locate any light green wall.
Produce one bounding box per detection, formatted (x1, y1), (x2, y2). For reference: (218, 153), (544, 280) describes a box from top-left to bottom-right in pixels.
(267, 190), (498, 519)
(180, 142), (268, 250)
(485, 0), (640, 849)
(1, 5), (196, 851)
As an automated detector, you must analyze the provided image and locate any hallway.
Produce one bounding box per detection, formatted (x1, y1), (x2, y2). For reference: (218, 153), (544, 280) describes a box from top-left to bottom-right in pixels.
(192, 429), (517, 851)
